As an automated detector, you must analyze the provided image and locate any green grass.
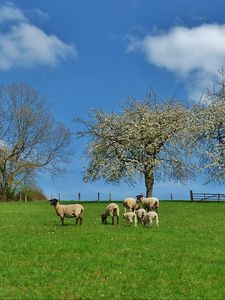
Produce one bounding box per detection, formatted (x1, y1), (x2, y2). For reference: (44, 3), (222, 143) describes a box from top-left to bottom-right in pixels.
(0, 200), (225, 299)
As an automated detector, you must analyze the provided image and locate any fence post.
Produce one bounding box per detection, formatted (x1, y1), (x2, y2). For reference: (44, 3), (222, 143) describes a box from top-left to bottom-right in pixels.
(24, 193), (27, 203)
(218, 193), (220, 202)
(190, 190), (194, 202)
(19, 193), (22, 203)
(170, 193), (173, 201)
(109, 193), (112, 202)
(78, 192), (81, 201)
(58, 193), (61, 201)
(97, 192), (100, 203)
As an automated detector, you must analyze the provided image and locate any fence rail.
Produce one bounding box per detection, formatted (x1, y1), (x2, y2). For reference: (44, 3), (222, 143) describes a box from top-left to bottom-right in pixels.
(190, 190), (225, 202)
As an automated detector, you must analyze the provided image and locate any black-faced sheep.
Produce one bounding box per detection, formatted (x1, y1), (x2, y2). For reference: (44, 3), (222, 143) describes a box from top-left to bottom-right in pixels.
(101, 203), (120, 225)
(123, 197), (140, 213)
(49, 198), (84, 225)
(136, 194), (159, 213)
(123, 211), (137, 227)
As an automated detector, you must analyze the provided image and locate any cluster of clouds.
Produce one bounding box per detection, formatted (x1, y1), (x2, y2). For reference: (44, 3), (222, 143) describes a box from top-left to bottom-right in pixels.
(1, 3), (225, 101)
(0, 3), (76, 70)
(128, 24), (225, 100)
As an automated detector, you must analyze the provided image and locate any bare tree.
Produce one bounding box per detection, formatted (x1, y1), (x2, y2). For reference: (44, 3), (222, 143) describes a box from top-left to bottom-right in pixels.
(0, 83), (72, 201)
(76, 94), (193, 196)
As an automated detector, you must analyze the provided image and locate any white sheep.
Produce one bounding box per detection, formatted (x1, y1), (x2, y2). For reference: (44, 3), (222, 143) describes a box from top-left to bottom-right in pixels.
(135, 208), (146, 224)
(123, 211), (137, 227)
(50, 198), (84, 225)
(136, 194), (159, 213)
(101, 203), (120, 225)
(123, 197), (140, 213)
(143, 211), (159, 227)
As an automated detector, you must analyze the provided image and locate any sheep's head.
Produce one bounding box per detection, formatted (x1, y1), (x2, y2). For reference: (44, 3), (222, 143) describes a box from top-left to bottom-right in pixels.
(100, 213), (107, 224)
(136, 194), (144, 201)
(49, 198), (59, 206)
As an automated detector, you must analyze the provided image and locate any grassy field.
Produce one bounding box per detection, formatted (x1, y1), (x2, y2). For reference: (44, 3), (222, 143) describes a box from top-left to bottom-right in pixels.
(0, 200), (225, 299)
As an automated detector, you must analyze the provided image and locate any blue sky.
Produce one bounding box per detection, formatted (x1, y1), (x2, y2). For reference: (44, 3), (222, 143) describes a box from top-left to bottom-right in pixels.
(0, 0), (225, 200)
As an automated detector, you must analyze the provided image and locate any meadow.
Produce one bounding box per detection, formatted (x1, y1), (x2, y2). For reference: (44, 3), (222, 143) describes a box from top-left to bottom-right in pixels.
(0, 200), (225, 299)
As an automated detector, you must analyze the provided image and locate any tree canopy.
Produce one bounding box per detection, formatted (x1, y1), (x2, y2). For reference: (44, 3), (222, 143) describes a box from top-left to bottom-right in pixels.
(189, 75), (225, 183)
(0, 83), (72, 201)
(76, 95), (193, 196)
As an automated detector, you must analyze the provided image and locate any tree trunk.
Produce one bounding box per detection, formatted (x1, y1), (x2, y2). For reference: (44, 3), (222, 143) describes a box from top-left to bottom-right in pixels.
(144, 168), (154, 197)
(2, 187), (7, 202)
(0, 171), (7, 202)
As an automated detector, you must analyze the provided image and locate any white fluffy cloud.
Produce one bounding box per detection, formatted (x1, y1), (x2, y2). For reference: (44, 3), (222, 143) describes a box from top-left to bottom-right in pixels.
(0, 2), (26, 23)
(128, 24), (225, 100)
(0, 3), (76, 70)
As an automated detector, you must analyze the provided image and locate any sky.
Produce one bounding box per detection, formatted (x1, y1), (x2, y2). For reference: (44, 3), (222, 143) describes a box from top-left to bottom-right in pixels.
(0, 0), (225, 201)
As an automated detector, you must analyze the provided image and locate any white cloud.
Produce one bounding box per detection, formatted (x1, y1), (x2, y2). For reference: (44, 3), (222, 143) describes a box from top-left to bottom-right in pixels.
(0, 2), (26, 23)
(32, 8), (49, 19)
(0, 3), (76, 70)
(128, 24), (225, 100)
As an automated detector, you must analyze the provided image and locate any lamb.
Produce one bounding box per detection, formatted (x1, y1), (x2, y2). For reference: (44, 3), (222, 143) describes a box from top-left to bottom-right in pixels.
(135, 208), (146, 224)
(136, 194), (159, 213)
(101, 203), (120, 225)
(49, 198), (84, 225)
(123, 211), (137, 227)
(123, 197), (140, 213)
(143, 211), (159, 227)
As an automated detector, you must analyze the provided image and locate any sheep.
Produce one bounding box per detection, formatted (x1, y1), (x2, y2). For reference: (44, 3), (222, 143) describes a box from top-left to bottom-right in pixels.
(100, 203), (120, 225)
(143, 211), (159, 227)
(136, 194), (159, 213)
(123, 197), (140, 213)
(123, 211), (137, 227)
(49, 198), (84, 225)
(135, 208), (146, 224)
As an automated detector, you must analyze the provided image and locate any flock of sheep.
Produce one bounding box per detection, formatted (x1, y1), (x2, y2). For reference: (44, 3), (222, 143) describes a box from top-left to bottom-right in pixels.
(49, 194), (159, 228)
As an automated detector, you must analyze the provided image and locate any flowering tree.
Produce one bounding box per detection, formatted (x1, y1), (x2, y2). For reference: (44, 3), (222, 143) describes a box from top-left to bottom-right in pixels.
(76, 95), (193, 196)
(190, 75), (225, 183)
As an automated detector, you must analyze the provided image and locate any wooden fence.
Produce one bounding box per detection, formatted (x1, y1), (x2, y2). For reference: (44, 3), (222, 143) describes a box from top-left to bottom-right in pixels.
(190, 190), (225, 202)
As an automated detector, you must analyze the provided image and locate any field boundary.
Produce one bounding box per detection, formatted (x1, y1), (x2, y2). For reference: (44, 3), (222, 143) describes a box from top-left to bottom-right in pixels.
(190, 190), (225, 202)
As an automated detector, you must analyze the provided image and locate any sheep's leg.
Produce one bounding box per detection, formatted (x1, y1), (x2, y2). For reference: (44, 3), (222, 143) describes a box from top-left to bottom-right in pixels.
(60, 217), (64, 225)
(79, 216), (83, 225)
(116, 216), (119, 225)
(75, 217), (79, 225)
(149, 218), (153, 226)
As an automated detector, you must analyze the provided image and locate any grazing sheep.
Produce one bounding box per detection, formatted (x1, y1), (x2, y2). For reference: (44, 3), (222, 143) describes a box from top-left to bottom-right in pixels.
(123, 212), (137, 227)
(49, 198), (84, 225)
(136, 194), (159, 213)
(101, 203), (120, 225)
(135, 208), (146, 224)
(143, 211), (159, 227)
(123, 197), (140, 213)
